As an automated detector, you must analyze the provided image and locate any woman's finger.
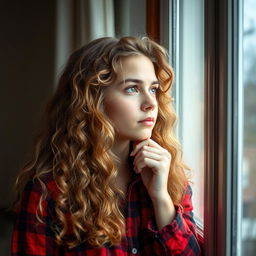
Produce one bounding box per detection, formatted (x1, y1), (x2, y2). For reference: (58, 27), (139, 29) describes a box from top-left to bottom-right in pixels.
(131, 139), (162, 156)
(133, 150), (162, 167)
(135, 157), (159, 173)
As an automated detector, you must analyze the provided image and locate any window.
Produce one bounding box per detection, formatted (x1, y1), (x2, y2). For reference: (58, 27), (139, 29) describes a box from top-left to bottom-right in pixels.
(165, 0), (256, 255)
(170, 0), (205, 228)
(242, 0), (256, 254)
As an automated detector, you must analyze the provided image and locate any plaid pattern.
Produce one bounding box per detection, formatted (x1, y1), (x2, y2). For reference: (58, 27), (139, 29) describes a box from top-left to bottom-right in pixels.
(11, 172), (203, 255)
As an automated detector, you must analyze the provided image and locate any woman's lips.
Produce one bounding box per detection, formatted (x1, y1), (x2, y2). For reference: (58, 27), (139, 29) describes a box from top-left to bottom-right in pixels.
(138, 117), (155, 126)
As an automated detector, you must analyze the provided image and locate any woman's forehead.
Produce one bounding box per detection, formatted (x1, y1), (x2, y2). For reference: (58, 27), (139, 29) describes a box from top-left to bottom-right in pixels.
(115, 55), (157, 80)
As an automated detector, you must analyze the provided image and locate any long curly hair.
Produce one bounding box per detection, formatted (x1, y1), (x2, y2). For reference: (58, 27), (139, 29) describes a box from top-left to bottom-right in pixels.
(14, 36), (189, 248)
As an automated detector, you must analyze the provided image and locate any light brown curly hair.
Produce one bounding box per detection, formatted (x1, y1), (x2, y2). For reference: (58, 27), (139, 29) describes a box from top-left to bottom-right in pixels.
(14, 36), (189, 248)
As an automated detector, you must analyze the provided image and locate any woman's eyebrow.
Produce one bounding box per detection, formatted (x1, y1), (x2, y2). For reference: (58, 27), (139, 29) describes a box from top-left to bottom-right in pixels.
(117, 78), (160, 85)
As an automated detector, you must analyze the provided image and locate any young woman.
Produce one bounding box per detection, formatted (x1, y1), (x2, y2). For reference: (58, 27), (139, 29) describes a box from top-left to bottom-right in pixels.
(11, 36), (203, 255)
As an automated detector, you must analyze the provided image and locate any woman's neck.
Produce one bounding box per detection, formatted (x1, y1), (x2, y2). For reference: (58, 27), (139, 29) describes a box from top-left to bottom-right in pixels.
(111, 140), (130, 166)
(111, 140), (132, 195)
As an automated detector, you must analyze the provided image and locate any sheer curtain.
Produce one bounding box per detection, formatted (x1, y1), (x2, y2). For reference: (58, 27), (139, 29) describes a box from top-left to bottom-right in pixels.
(54, 0), (115, 83)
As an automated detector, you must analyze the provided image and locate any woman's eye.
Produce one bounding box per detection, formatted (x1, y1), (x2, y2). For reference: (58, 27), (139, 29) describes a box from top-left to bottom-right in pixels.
(150, 87), (159, 94)
(125, 86), (138, 93)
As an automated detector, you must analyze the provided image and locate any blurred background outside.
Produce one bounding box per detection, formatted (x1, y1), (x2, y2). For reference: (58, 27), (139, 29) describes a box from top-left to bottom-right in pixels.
(242, 0), (256, 254)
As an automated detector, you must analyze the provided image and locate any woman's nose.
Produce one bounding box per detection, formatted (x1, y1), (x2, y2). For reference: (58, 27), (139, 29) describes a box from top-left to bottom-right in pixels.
(141, 93), (157, 111)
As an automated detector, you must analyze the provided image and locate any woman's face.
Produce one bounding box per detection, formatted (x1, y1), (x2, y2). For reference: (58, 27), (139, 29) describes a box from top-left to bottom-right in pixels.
(103, 55), (159, 142)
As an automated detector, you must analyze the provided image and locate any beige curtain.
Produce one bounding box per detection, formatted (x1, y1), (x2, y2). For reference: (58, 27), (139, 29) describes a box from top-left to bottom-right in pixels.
(54, 0), (115, 82)
(54, 0), (146, 83)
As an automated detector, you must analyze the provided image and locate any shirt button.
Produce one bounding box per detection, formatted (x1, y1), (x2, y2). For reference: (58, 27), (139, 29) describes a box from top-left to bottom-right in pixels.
(132, 247), (138, 254)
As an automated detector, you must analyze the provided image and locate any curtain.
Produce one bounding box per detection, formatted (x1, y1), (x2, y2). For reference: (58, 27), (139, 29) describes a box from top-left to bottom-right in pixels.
(54, 0), (115, 82)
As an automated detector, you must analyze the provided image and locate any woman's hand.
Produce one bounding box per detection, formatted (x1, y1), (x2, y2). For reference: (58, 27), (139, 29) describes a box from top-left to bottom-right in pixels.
(130, 139), (172, 202)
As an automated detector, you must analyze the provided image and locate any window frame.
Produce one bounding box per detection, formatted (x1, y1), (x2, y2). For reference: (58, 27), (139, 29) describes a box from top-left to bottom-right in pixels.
(161, 0), (243, 255)
(160, 0), (205, 238)
(204, 0), (242, 255)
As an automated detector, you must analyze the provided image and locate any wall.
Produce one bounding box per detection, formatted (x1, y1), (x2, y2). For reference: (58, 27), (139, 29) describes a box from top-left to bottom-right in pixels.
(0, 0), (56, 207)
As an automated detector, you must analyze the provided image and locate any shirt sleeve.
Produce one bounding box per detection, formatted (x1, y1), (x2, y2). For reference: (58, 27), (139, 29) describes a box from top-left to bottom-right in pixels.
(146, 185), (204, 256)
(11, 180), (61, 256)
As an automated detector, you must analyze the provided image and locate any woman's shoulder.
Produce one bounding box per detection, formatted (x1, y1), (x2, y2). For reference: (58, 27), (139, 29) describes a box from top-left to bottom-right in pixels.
(14, 172), (59, 217)
(23, 171), (59, 201)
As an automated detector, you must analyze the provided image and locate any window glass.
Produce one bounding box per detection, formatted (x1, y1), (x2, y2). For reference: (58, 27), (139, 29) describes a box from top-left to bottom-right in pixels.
(173, 0), (205, 223)
(242, 0), (256, 254)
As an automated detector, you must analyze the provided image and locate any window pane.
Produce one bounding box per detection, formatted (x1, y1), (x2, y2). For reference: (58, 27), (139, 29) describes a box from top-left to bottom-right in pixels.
(174, 0), (205, 223)
(242, 0), (256, 254)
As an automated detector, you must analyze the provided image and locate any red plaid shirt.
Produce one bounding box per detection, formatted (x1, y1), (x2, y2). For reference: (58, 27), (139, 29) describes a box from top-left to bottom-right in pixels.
(11, 172), (203, 255)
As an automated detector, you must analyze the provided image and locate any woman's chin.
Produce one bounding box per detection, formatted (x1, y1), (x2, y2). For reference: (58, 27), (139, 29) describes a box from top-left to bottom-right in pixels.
(131, 133), (152, 142)
(116, 131), (152, 143)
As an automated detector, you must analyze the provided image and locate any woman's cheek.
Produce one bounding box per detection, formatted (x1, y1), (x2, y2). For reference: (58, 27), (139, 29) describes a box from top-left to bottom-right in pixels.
(107, 98), (138, 121)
